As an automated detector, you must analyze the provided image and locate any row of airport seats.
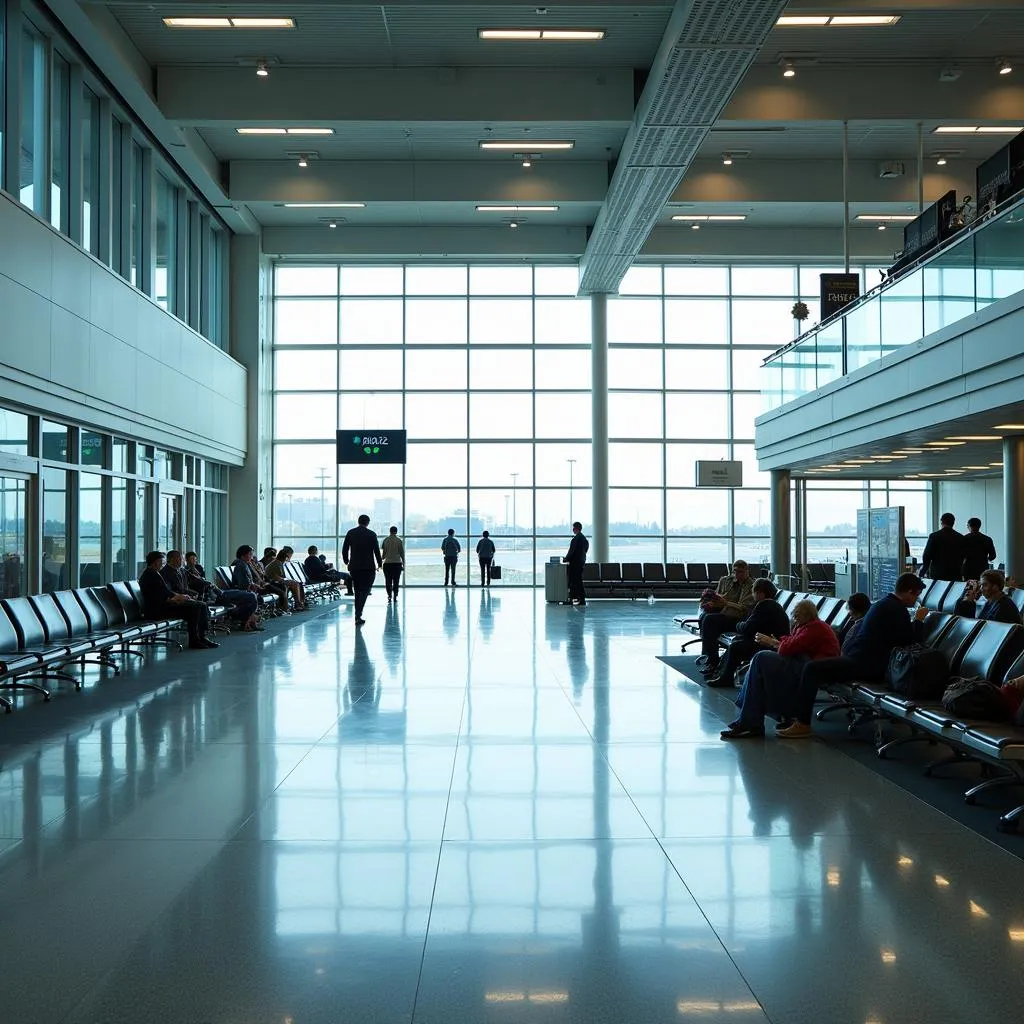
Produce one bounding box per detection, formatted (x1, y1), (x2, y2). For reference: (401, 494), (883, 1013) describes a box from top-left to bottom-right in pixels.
(920, 577), (1024, 619)
(583, 562), (771, 600)
(0, 582), (206, 713)
(213, 560), (343, 606)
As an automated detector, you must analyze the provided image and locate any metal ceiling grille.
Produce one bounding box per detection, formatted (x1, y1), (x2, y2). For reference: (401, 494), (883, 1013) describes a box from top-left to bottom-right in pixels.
(579, 0), (790, 294)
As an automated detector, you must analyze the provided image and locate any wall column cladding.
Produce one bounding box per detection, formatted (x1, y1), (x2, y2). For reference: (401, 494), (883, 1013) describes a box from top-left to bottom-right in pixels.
(0, 193), (246, 462)
(1004, 437), (1024, 580)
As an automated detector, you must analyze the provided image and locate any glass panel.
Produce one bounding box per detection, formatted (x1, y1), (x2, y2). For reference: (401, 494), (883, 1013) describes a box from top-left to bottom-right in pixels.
(608, 348), (662, 390)
(19, 29), (46, 214)
(733, 444), (771, 489)
(535, 348), (592, 389)
(405, 265), (467, 295)
(79, 472), (103, 586)
(880, 268), (924, 355)
(618, 266), (662, 295)
(668, 536), (731, 563)
(536, 489), (588, 534)
(469, 299), (533, 344)
(0, 477), (28, 598)
(50, 55), (70, 232)
(666, 443), (730, 487)
(533, 266), (579, 295)
(405, 348), (466, 390)
(111, 438), (128, 473)
(0, 410), (29, 455)
(81, 431), (104, 466)
(665, 299), (729, 344)
(275, 299), (338, 345)
(665, 394), (729, 440)
(405, 444), (468, 487)
(469, 394), (533, 438)
(663, 266), (728, 295)
(609, 488), (663, 531)
(275, 266), (339, 296)
(608, 392), (663, 439)
(338, 461), (402, 488)
(732, 349), (774, 391)
(732, 393), (763, 440)
(274, 350), (339, 391)
(154, 174), (177, 311)
(203, 491), (226, 568)
(41, 420), (69, 462)
(405, 299), (467, 344)
(609, 443), (663, 486)
(470, 348), (532, 389)
(42, 468), (68, 593)
(405, 393), (468, 439)
(275, 394), (337, 440)
(665, 349), (727, 390)
(976, 211), (1024, 305)
(111, 476), (128, 581)
(340, 349), (402, 391)
(845, 295), (881, 372)
(798, 265), (849, 297)
(535, 394), (591, 438)
(731, 299), (793, 347)
(535, 299), (591, 344)
(923, 238), (976, 335)
(608, 298), (662, 343)
(82, 87), (100, 254)
(404, 488), (468, 530)
(666, 490), (729, 534)
(340, 298), (403, 344)
(469, 266), (532, 295)
(338, 392), (402, 427)
(734, 489), (772, 536)
(130, 141), (143, 287)
(731, 266), (796, 296)
(340, 266), (402, 295)
(535, 443), (592, 487)
(469, 443), (534, 486)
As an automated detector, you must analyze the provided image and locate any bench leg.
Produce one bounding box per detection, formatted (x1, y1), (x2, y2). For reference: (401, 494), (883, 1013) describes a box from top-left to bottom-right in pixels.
(924, 749), (981, 777)
(680, 637), (703, 653)
(877, 730), (941, 759)
(0, 674), (53, 701)
(79, 654), (121, 677)
(815, 697), (857, 721)
(998, 802), (1024, 832)
(964, 773), (1024, 805)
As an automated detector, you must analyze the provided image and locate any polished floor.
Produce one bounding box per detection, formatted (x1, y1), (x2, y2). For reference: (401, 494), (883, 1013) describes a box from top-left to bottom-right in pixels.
(2, 589), (1024, 1023)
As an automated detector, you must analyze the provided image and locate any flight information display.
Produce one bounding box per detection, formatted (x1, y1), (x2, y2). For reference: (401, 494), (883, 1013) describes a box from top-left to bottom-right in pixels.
(337, 429), (407, 464)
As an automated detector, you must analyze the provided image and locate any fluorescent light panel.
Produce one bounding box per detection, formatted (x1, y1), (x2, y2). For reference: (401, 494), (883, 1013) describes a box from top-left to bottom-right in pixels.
(934, 126), (1023, 134)
(856, 214), (916, 222)
(776, 15), (900, 27)
(479, 29), (604, 41)
(946, 435), (1000, 441)
(994, 423), (1024, 429)
(163, 17), (295, 29)
(672, 214), (747, 222)
(479, 141), (574, 151)
(476, 204), (559, 212)
(283, 202), (365, 208)
(237, 127), (334, 135)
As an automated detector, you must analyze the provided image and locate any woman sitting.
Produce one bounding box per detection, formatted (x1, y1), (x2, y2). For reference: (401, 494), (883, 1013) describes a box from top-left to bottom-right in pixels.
(720, 599), (840, 740)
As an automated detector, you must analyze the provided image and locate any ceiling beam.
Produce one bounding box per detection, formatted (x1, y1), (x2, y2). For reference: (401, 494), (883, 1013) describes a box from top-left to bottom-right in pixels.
(157, 67), (636, 124)
(579, 0), (791, 295)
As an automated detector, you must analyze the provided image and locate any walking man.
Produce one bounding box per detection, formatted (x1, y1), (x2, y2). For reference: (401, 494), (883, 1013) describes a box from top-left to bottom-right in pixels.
(342, 514), (383, 626)
(476, 530), (496, 587)
(442, 528), (461, 587)
(563, 521), (589, 607)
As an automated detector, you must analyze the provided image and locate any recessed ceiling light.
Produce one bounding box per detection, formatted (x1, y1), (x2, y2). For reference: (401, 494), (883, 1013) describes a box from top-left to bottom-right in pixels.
(237, 127), (335, 136)
(776, 16), (830, 26)
(478, 29), (605, 41)
(781, 60), (796, 78)
(934, 125), (1024, 134)
(990, 461), (1005, 466)
(829, 15), (902, 26)
(928, 440), (964, 446)
(994, 424), (1024, 429)
(282, 202), (365, 208)
(479, 140), (574, 150)
(297, 155), (308, 168)
(672, 214), (747, 222)
(946, 435), (1001, 441)
(722, 153), (733, 166)
(856, 214), (916, 222)
(328, 221), (337, 229)
(894, 448), (926, 453)
(918, 473), (944, 477)
(935, 155), (947, 166)
(962, 466), (990, 470)
(691, 223), (700, 231)
(285, 128), (334, 136)
(476, 205), (559, 212)
(256, 61), (270, 78)
(163, 17), (296, 29)
(999, 60), (1013, 76)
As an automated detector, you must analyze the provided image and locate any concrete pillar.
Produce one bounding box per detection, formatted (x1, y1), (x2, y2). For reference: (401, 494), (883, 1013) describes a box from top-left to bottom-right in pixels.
(1004, 438), (1024, 579)
(591, 293), (609, 562)
(228, 233), (271, 555)
(770, 469), (791, 585)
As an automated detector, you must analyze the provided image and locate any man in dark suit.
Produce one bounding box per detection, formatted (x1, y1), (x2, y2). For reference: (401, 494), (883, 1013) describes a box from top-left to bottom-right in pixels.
(955, 569), (1021, 624)
(962, 517), (997, 581)
(139, 550), (217, 649)
(706, 578), (791, 687)
(342, 514), (383, 626)
(920, 512), (966, 581)
(562, 521), (590, 606)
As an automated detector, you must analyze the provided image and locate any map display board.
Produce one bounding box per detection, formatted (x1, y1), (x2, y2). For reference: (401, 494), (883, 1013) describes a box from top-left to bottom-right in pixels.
(856, 506), (906, 600)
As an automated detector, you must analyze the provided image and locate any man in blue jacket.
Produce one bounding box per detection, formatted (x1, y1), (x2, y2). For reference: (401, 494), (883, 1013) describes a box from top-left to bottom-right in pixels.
(705, 578), (790, 687)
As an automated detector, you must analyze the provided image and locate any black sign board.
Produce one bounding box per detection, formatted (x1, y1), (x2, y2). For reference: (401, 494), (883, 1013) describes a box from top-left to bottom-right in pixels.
(336, 429), (407, 465)
(819, 273), (861, 320)
(977, 144), (1012, 213)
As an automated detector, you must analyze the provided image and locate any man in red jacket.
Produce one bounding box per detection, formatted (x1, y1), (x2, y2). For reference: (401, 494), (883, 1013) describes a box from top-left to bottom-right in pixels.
(720, 600), (840, 739)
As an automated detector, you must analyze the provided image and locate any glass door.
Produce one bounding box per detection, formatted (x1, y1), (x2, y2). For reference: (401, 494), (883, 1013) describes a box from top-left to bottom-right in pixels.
(160, 493), (182, 553)
(0, 475), (29, 598)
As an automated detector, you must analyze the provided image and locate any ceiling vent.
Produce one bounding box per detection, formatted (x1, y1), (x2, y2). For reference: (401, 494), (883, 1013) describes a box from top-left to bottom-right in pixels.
(879, 161), (905, 179)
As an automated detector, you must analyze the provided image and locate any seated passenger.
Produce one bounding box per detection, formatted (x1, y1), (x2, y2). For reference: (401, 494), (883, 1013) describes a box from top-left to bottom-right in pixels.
(304, 544), (352, 594)
(698, 559), (756, 674)
(139, 550), (217, 650)
(788, 573), (928, 737)
(720, 599), (840, 739)
(838, 592), (872, 646)
(705, 578), (790, 688)
(265, 547), (307, 610)
(260, 546), (278, 569)
(160, 548), (203, 600)
(954, 569), (1021, 624)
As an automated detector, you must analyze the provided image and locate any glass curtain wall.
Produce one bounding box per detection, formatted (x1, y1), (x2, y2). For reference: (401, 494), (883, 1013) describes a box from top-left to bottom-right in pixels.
(270, 262), (929, 584)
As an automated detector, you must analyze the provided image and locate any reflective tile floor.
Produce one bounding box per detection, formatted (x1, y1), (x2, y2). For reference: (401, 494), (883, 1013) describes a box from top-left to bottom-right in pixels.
(3, 590), (1024, 1023)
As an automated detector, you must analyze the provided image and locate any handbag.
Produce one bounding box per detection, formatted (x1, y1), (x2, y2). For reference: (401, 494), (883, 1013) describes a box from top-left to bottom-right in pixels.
(490, 564), (502, 580)
(886, 644), (949, 700)
(941, 676), (1009, 721)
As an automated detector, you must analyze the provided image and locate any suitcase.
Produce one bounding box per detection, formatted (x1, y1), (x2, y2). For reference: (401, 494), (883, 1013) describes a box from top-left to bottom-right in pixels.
(545, 562), (568, 603)
(490, 564), (502, 580)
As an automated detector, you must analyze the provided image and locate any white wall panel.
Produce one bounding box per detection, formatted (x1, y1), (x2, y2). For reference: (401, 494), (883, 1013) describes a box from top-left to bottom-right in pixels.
(937, 480), (1005, 567)
(0, 193), (246, 464)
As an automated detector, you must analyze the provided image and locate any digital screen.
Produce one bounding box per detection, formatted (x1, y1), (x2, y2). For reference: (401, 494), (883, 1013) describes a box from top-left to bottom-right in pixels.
(337, 429), (407, 464)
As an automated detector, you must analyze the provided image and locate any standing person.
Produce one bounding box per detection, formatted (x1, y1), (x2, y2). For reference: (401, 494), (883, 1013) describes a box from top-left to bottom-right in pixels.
(343, 514), (383, 626)
(920, 512), (966, 580)
(381, 526), (405, 602)
(563, 521), (590, 607)
(962, 517), (997, 581)
(476, 530), (496, 587)
(442, 529), (461, 587)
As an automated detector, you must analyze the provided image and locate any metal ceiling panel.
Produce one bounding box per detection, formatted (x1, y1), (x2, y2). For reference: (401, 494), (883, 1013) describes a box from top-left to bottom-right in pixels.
(579, 0), (790, 294)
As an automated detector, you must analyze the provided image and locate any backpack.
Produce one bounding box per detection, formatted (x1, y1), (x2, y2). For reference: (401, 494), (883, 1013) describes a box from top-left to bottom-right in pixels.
(886, 644), (949, 700)
(941, 676), (1010, 721)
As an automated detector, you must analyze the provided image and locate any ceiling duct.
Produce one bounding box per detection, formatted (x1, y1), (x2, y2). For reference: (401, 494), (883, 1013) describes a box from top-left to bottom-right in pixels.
(579, 0), (790, 295)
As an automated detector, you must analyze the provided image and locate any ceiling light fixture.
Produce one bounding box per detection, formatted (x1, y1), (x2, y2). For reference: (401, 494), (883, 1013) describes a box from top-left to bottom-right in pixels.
(476, 204), (559, 212)
(479, 140), (574, 150)
(691, 223), (700, 231)
(928, 440), (964, 445)
(946, 435), (1001, 441)
(297, 155), (308, 168)
(999, 59), (1013, 76)
(328, 221), (337, 229)
(776, 16), (829, 26)
(994, 423), (1024, 430)
(856, 214), (916, 222)
(781, 60), (796, 78)
(237, 127), (335, 136)
(478, 28), (605, 41)
(878, 224), (887, 231)
(509, 220), (519, 229)
(962, 465), (990, 470)
(936, 155), (947, 166)
(894, 449), (927, 453)
(163, 17), (296, 29)
(776, 15), (901, 27)
(722, 153), (733, 166)
(256, 61), (270, 78)
(282, 202), (365, 209)
(522, 158), (532, 168)
(672, 214), (747, 222)
(934, 125), (1024, 134)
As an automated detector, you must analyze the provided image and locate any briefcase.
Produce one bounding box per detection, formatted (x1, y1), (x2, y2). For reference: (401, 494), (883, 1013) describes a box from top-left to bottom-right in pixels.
(490, 565), (502, 580)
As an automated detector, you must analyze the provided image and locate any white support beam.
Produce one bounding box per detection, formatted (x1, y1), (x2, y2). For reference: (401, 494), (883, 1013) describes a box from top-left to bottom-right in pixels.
(157, 67), (636, 124)
(229, 160), (610, 204)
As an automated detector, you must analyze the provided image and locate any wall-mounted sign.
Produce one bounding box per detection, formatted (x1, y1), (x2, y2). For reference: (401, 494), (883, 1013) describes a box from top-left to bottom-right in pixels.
(696, 460), (743, 488)
(820, 273), (861, 321)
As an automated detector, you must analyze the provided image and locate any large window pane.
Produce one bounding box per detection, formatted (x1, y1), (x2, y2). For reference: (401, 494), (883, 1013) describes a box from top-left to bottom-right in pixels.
(406, 393), (468, 439)
(405, 488), (468, 528)
(469, 299), (533, 344)
(406, 266), (467, 295)
(608, 348), (662, 390)
(535, 443), (592, 487)
(609, 443), (663, 486)
(82, 87), (100, 254)
(405, 444), (467, 487)
(50, 55), (70, 232)
(406, 299), (467, 344)
(155, 174), (177, 311)
(536, 489), (588, 532)
(665, 349), (728, 390)
(534, 266), (579, 295)
(608, 393), (663, 439)
(469, 394), (533, 438)
(608, 298), (662, 343)
(275, 350), (339, 391)
(340, 349), (401, 391)
(340, 266), (402, 295)
(470, 266), (532, 295)
(469, 443), (534, 486)
(664, 266), (728, 295)
(341, 298), (403, 344)
(666, 443), (730, 487)
(731, 266), (796, 296)
(111, 477), (128, 582)
(275, 394), (337, 440)
(535, 349), (592, 389)
(339, 392), (402, 428)
(733, 489), (771, 535)
(276, 300), (338, 345)
(667, 489), (729, 534)
(665, 299), (729, 344)
(535, 299), (591, 344)
(42, 468), (68, 593)
(405, 348), (466, 390)
(19, 29), (45, 214)
(618, 266), (662, 295)
(275, 266), (339, 296)
(731, 299), (793, 347)
(0, 477), (28, 598)
(0, 410), (29, 455)
(470, 348), (532, 390)
(665, 394), (729, 439)
(732, 393), (763, 440)
(130, 141), (143, 287)
(732, 349), (774, 391)
(535, 395), (590, 438)
(80, 472), (103, 586)
(609, 489), (663, 531)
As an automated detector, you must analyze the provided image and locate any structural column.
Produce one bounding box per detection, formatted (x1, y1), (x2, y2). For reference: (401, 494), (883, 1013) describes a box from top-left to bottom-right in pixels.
(770, 469), (792, 584)
(591, 293), (609, 563)
(1004, 438), (1024, 579)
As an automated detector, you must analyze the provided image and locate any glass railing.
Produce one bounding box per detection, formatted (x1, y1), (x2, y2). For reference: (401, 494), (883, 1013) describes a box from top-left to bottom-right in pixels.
(762, 192), (1024, 410)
